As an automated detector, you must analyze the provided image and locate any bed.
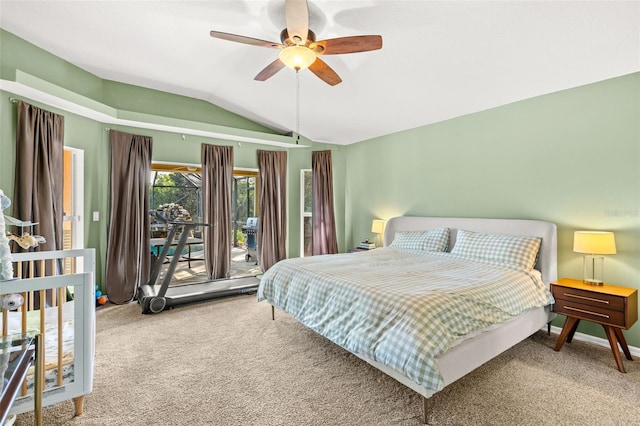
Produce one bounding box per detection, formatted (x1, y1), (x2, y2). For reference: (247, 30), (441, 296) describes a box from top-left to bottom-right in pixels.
(257, 216), (557, 423)
(1, 249), (95, 418)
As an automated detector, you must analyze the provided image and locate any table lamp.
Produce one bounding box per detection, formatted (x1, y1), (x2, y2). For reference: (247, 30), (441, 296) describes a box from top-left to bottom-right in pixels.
(573, 231), (616, 285)
(371, 219), (386, 247)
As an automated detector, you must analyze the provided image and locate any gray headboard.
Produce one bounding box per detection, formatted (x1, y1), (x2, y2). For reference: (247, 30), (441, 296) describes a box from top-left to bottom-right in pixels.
(384, 216), (558, 286)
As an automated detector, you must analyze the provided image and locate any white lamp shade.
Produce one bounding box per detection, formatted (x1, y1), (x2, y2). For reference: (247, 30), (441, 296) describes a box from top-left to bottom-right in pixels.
(371, 220), (386, 234)
(573, 231), (617, 255)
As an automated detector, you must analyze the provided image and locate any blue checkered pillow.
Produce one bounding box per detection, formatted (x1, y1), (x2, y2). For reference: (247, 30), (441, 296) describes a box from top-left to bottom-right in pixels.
(389, 228), (449, 253)
(450, 229), (541, 270)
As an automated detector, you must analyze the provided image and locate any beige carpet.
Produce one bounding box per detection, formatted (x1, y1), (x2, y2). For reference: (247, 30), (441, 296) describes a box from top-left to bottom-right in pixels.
(15, 295), (640, 425)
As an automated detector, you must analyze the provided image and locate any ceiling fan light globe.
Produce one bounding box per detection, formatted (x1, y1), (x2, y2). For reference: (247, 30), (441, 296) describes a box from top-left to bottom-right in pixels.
(279, 45), (316, 71)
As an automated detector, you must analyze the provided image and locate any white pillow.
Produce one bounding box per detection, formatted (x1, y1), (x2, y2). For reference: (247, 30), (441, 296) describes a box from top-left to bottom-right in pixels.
(450, 229), (541, 270)
(389, 228), (449, 253)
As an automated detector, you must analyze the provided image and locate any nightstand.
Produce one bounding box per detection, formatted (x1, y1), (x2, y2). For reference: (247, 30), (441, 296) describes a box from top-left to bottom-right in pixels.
(551, 278), (638, 373)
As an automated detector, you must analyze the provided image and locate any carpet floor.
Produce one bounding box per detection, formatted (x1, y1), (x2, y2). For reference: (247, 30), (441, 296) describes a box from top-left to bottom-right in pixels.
(14, 294), (640, 425)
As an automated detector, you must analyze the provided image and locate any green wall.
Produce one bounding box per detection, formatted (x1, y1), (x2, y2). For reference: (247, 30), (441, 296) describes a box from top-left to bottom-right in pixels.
(345, 72), (640, 347)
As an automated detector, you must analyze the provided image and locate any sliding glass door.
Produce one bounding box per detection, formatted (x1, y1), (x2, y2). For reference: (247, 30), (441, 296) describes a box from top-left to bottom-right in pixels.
(149, 164), (259, 280)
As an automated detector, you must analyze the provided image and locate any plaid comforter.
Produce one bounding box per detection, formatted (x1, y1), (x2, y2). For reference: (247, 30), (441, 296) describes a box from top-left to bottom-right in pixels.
(257, 248), (554, 392)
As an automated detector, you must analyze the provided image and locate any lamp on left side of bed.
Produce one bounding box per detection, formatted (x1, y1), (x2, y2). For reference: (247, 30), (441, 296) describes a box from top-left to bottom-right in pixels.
(371, 219), (387, 248)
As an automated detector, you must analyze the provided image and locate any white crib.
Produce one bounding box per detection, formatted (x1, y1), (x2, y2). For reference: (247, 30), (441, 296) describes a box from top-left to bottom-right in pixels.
(1, 249), (95, 417)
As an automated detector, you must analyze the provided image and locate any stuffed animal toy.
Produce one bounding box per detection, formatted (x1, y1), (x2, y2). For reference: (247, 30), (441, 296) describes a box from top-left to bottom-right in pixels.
(0, 189), (13, 280)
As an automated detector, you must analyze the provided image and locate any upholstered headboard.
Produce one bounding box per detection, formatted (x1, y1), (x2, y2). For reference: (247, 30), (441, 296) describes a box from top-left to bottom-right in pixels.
(384, 216), (558, 286)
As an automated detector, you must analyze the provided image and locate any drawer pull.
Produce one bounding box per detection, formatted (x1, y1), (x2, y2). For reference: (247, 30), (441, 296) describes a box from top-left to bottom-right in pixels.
(565, 293), (609, 304)
(563, 305), (610, 319)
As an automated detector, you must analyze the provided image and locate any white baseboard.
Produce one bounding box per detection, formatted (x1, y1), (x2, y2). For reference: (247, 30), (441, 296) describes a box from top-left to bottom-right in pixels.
(547, 325), (640, 358)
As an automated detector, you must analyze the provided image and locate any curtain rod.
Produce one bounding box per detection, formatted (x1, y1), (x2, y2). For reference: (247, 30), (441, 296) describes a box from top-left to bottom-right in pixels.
(10, 98), (111, 133)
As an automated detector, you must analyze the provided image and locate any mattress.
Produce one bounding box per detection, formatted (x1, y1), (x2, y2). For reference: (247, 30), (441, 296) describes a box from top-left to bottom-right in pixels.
(2, 301), (76, 391)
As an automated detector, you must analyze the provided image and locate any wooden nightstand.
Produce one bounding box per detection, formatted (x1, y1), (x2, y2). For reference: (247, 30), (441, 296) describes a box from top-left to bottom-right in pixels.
(551, 278), (638, 373)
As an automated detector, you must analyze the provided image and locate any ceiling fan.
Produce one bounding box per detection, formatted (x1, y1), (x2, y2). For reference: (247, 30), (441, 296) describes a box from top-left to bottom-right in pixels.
(210, 0), (382, 86)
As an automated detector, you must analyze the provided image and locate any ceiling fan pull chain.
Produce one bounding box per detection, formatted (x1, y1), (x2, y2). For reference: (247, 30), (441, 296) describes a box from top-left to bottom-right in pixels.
(296, 71), (301, 144)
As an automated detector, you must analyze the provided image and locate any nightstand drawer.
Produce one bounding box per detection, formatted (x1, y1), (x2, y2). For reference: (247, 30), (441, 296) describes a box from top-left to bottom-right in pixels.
(551, 286), (625, 311)
(553, 301), (626, 327)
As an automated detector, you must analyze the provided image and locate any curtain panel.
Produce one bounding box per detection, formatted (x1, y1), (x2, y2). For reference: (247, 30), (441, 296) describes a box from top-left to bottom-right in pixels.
(257, 150), (287, 271)
(14, 101), (65, 255)
(105, 130), (152, 304)
(311, 150), (338, 255)
(201, 144), (233, 280)
(14, 101), (64, 285)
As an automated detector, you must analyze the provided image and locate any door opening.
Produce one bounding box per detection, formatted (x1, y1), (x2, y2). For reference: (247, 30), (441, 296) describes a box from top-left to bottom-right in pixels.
(148, 164), (260, 283)
(63, 147), (84, 274)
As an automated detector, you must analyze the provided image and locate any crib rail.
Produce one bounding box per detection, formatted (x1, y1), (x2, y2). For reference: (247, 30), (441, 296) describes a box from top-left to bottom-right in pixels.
(0, 249), (95, 415)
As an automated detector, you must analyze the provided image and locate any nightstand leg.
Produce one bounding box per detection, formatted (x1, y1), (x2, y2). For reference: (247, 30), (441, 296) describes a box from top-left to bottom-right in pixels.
(566, 319), (580, 343)
(554, 317), (580, 351)
(603, 326), (627, 373)
(613, 328), (633, 361)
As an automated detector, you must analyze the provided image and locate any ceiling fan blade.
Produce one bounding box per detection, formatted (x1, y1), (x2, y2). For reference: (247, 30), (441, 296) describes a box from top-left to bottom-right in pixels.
(285, 0), (309, 45)
(312, 35), (383, 55)
(255, 59), (286, 81)
(308, 58), (342, 86)
(210, 31), (282, 49)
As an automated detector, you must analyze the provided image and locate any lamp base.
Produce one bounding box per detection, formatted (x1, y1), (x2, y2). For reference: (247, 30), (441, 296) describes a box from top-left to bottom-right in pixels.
(582, 278), (604, 286)
(583, 255), (605, 286)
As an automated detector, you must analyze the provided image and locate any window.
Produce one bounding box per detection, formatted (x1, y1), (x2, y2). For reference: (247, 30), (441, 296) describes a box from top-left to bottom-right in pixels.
(301, 169), (312, 257)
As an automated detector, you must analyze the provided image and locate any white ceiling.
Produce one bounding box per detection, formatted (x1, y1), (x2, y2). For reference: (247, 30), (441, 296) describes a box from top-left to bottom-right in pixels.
(1, 1), (639, 145)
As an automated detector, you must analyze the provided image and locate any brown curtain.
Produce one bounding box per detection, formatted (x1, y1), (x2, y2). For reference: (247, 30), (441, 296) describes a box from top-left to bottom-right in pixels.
(14, 101), (64, 278)
(311, 150), (338, 255)
(201, 144), (233, 280)
(105, 130), (152, 304)
(257, 150), (287, 271)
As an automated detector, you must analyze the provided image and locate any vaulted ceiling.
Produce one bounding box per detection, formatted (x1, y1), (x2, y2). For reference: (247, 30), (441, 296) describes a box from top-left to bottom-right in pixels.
(1, 1), (638, 145)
